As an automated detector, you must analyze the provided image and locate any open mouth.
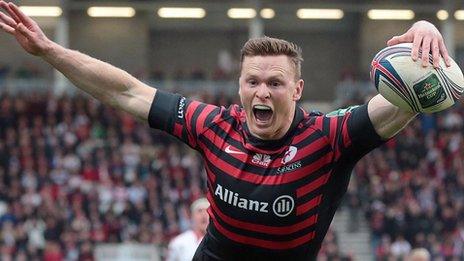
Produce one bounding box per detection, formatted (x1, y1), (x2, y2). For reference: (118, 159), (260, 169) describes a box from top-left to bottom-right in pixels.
(253, 105), (273, 123)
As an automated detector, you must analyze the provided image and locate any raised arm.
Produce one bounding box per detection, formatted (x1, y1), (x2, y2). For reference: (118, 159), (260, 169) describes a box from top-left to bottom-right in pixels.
(0, 1), (156, 121)
(368, 20), (450, 139)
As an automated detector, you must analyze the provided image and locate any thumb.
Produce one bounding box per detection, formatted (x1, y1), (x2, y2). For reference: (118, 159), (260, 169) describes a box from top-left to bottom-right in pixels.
(387, 33), (412, 46)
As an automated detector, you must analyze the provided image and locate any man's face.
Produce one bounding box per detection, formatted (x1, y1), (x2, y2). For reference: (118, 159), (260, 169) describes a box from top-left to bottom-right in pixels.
(192, 207), (209, 234)
(239, 55), (304, 140)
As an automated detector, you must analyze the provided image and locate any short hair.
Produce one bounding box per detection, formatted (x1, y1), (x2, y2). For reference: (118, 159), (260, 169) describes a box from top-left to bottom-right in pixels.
(407, 248), (430, 261)
(240, 36), (303, 80)
(190, 198), (209, 213)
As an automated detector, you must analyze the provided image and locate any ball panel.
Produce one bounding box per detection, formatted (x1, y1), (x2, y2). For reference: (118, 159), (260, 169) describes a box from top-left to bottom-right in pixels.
(441, 58), (464, 101)
(378, 84), (415, 113)
(371, 43), (463, 113)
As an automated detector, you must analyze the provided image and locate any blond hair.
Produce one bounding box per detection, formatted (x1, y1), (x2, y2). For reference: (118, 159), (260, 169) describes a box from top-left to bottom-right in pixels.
(240, 36), (303, 80)
(407, 248), (430, 261)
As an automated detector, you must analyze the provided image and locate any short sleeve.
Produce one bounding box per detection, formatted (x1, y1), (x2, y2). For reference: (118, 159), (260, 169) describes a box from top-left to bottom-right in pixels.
(321, 104), (385, 161)
(148, 90), (221, 149)
(166, 241), (179, 261)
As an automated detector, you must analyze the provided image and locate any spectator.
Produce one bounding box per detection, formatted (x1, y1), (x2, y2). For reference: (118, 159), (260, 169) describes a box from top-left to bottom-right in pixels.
(167, 198), (209, 261)
(391, 235), (412, 258)
(407, 248), (431, 261)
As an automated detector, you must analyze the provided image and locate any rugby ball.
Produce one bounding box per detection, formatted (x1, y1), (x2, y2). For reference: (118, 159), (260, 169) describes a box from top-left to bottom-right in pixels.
(370, 43), (464, 113)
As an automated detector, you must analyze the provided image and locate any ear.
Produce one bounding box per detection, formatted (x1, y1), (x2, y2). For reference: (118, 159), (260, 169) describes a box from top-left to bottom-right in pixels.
(292, 79), (304, 101)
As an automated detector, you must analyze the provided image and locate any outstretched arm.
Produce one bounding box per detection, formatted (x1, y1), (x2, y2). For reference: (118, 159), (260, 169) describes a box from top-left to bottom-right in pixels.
(368, 20), (449, 139)
(0, 1), (156, 121)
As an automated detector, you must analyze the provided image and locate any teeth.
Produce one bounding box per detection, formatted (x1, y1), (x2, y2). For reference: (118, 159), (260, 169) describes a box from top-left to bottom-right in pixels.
(253, 105), (272, 110)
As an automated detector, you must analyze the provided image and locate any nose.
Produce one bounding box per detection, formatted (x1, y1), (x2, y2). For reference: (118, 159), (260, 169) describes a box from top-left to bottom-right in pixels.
(255, 83), (270, 100)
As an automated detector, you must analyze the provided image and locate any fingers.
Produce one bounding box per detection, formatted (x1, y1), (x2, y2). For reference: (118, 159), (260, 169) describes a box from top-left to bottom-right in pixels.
(438, 39), (451, 67)
(16, 22), (33, 40)
(16, 23), (34, 41)
(7, 2), (34, 28)
(0, 10), (16, 27)
(0, 20), (14, 34)
(387, 36), (400, 46)
(411, 34), (423, 61)
(0, 1), (20, 23)
(421, 36), (432, 67)
(0, 4), (17, 35)
(431, 38), (440, 68)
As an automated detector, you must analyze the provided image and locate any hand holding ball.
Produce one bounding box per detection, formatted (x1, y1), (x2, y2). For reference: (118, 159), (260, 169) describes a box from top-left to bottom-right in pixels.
(371, 43), (464, 113)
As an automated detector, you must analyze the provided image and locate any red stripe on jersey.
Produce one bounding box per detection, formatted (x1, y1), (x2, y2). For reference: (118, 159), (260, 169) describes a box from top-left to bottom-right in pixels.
(296, 155), (332, 179)
(296, 195), (323, 216)
(204, 161), (216, 182)
(173, 122), (183, 139)
(185, 101), (202, 146)
(342, 113), (352, 148)
(185, 101), (201, 131)
(195, 104), (217, 136)
(201, 123), (247, 163)
(292, 127), (319, 145)
(288, 136), (330, 165)
(200, 121), (243, 148)
(202, 151), (267, 184)
(206, 192), (317, 235)
(243, 142), (287, 155)
(210, 213), (316, 250)
(202, 125), (330, 170)
(315, 116), (323, 130)
(203, 146), (330, 185)
(329, 117), (341, 160)
(329, 117), (338, 145)
(216, 120), (286, 155)
(296, 173), (330, 198)
(215, 120), (244, 142)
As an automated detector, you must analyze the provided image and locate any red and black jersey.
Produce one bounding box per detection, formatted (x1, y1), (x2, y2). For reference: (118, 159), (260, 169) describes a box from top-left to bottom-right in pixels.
(148, 90), (385, 260)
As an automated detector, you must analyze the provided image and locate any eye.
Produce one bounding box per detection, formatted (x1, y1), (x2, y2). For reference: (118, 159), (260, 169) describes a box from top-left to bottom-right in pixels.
(269, 81), (281, 88)
(248, 79), (258, 86)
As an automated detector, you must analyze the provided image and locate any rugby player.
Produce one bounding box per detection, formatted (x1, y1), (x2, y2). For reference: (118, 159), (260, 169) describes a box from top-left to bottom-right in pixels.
(0, 1), (451, 259)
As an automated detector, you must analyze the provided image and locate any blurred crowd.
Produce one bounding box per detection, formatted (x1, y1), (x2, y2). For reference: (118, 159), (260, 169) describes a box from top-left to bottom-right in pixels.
(0, 63), (237, 83)
(0, 64), (44, 80)
(350, 103), (464, 260)
(0, 91), (212, 260)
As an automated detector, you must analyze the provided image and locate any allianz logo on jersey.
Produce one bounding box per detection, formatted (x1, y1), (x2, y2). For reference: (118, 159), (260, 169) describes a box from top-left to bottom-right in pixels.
(214, 184), (294, 217)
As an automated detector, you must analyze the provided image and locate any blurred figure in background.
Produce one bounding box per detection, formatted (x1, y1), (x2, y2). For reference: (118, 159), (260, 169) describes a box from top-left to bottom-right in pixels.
(167, 198), (209, 261)
(407, 248), (431, 261)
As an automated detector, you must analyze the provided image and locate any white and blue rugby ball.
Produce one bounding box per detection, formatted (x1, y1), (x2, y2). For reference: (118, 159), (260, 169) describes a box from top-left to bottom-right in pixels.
(370, 43), (464, 113)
